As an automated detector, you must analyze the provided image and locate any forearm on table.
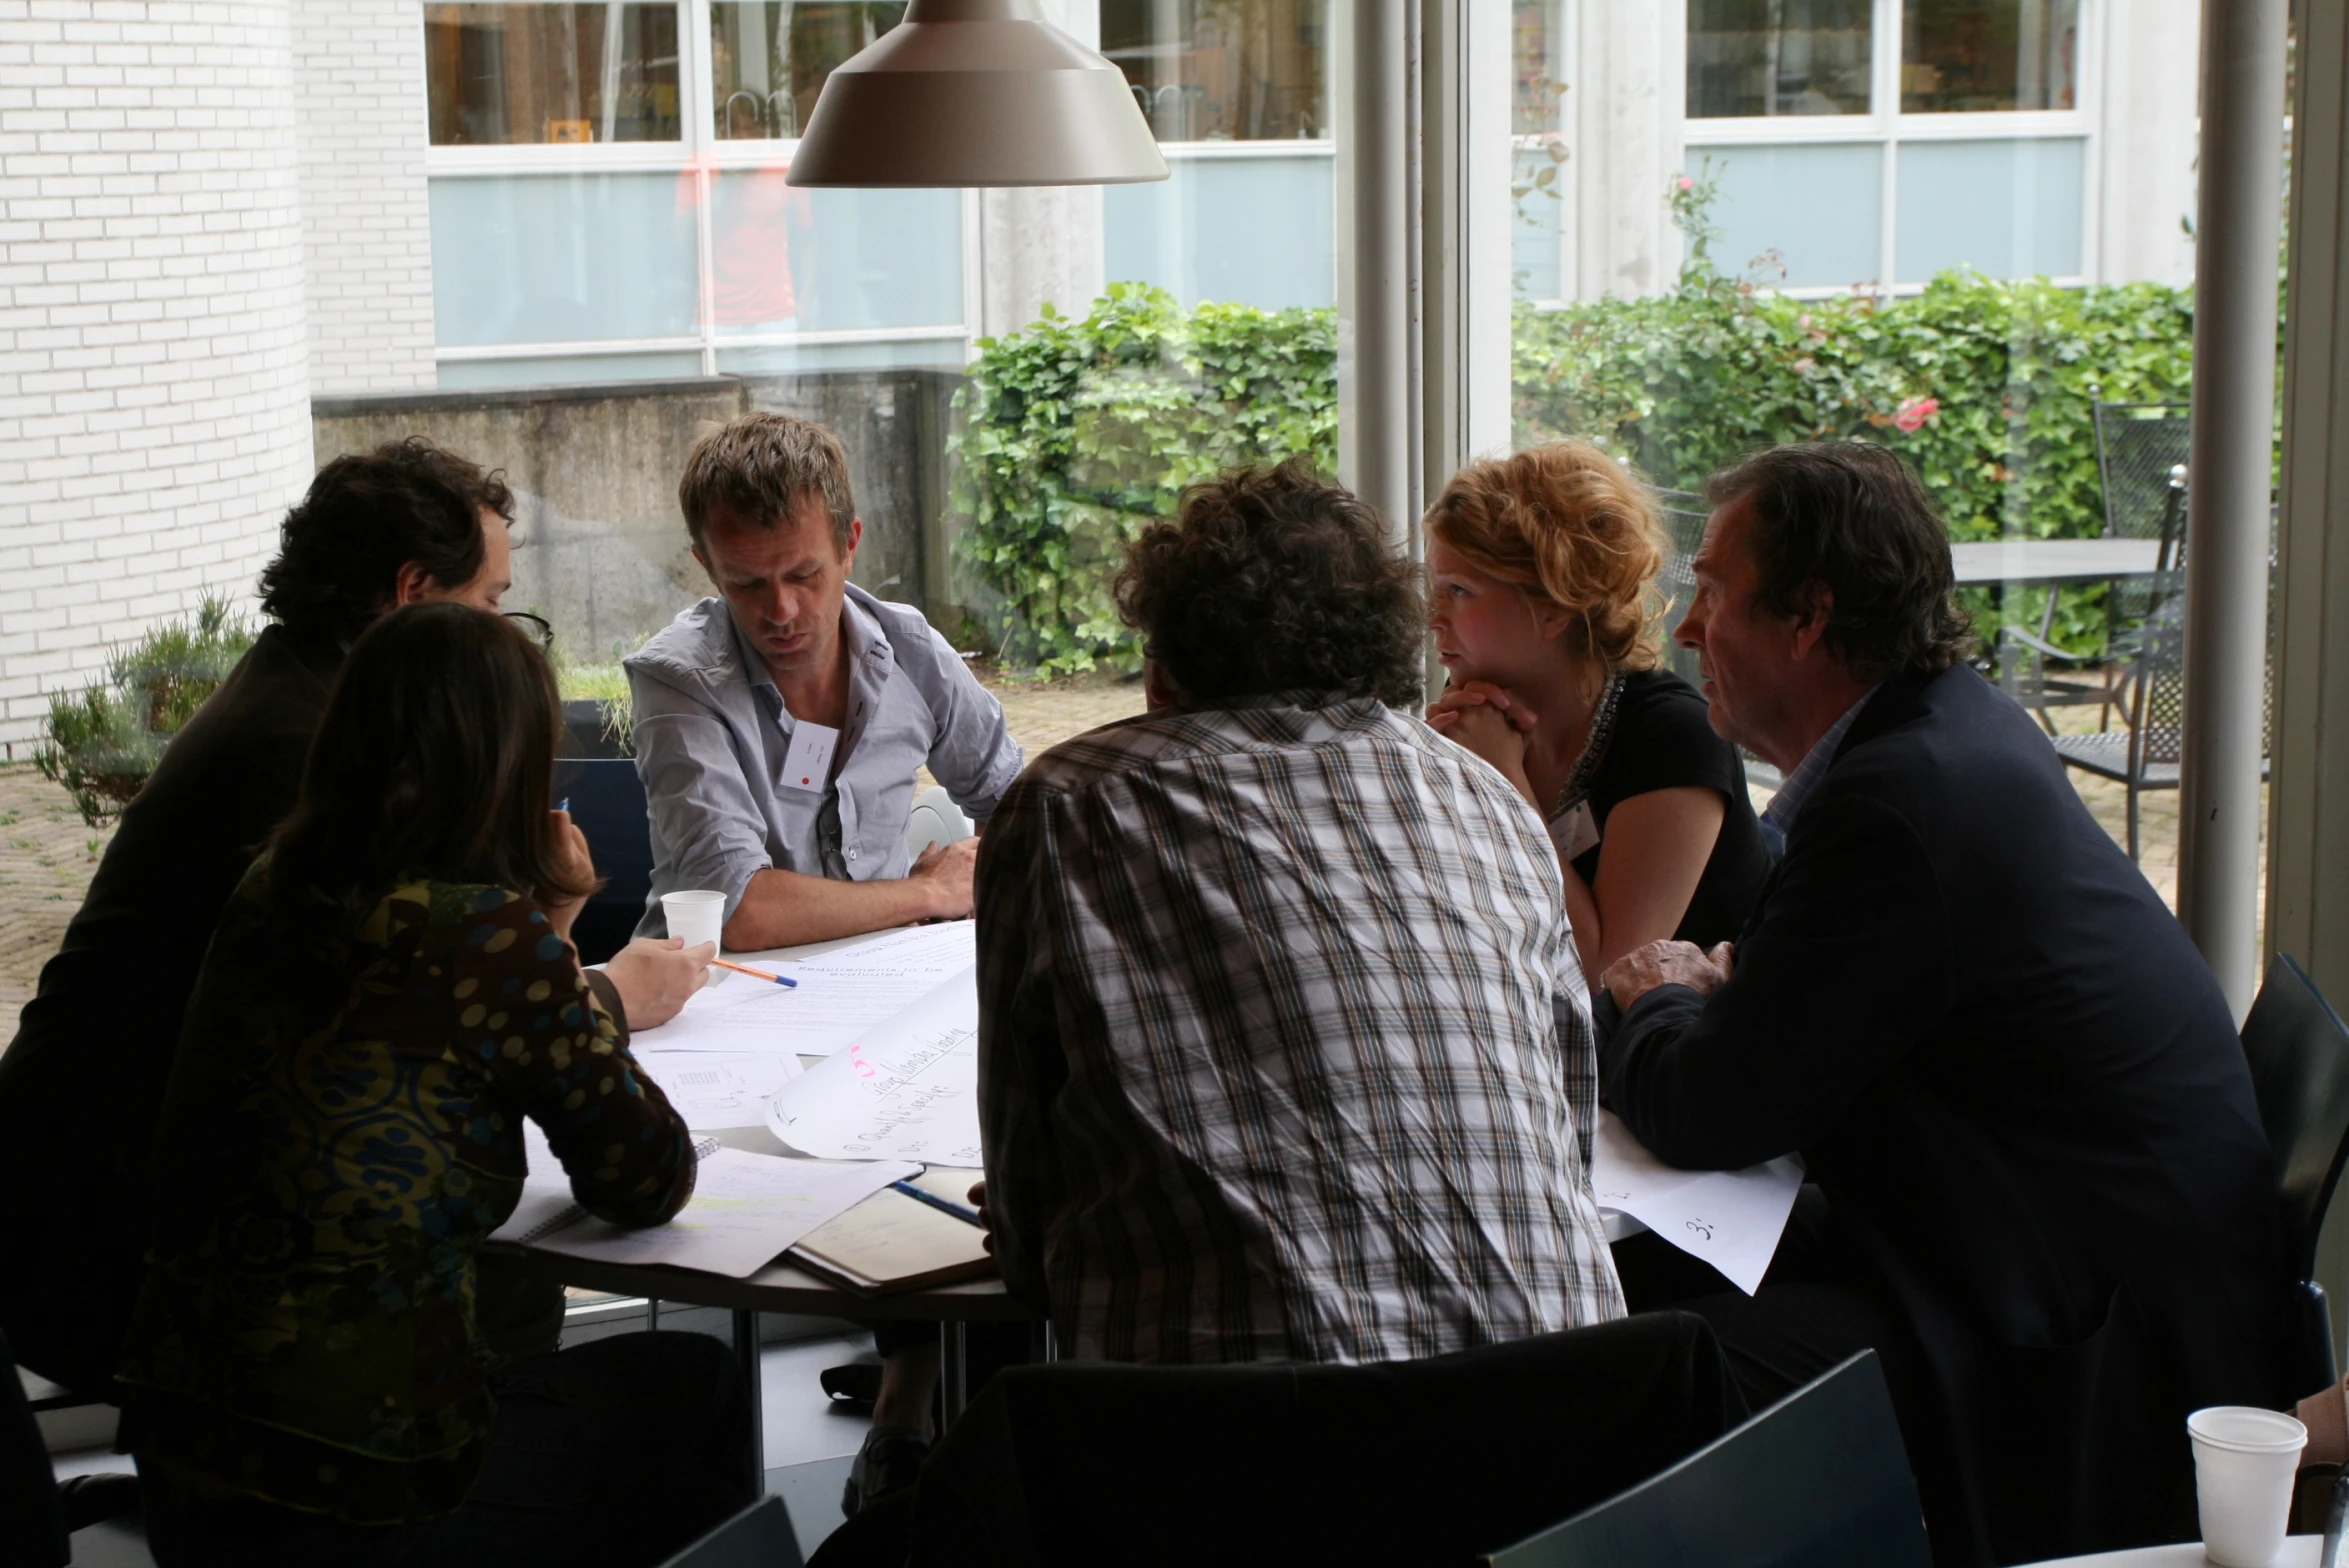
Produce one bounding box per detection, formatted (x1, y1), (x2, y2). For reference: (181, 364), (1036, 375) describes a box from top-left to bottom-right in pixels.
(720, 865), (943, 950)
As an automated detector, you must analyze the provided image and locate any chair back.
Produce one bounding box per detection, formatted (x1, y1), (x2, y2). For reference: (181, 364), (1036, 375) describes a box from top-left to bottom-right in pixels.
(656, 1495), (802, 1568)
(555, 757), (654, 966)
(0, 1330), (70, 1568)
(2124, 586), (2188, 775)
(2241, 956), (2349, 1284)
(905, 784), (973, 859)
(1482, 1352), (1928, 1568)
(2093, 401), (2192, 549)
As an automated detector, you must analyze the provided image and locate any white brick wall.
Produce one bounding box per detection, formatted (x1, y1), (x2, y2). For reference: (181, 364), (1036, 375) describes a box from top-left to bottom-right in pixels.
(0, 0), (314, 758)
(292, 0), (434, 394)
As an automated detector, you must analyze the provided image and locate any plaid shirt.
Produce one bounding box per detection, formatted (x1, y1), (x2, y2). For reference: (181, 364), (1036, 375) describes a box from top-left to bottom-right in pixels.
(975, 694), (1625, 1365)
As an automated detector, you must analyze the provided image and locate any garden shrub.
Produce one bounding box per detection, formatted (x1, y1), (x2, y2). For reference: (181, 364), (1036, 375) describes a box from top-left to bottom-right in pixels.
(36, 597), (256, 826)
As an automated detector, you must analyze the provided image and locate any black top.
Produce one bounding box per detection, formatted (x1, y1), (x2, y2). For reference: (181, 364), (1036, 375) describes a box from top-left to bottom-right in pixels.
(1603, 665), (2291, 1564)
(1557, 668), (1769, 950)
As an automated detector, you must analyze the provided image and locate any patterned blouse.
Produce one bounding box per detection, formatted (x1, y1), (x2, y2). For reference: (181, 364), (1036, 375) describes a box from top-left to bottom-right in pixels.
(118, 862), (695, 1525)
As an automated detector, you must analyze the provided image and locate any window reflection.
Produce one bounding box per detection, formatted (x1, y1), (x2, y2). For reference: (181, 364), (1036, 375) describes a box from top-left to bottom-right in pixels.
(707, 3), (908, 141)
(1902, 0), (2079, 113)
(1098, 0), (1329, 142)
(424, 3), (682, 146)
(1687, 0), (1874, 119)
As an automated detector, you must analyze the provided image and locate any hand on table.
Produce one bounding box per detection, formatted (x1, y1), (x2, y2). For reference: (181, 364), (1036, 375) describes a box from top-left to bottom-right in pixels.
(967, 1179), (994, 1255)
(1601, 938), (1735, 1014)
(603, 937), (718, 1031)
(909, 836), (980, 920)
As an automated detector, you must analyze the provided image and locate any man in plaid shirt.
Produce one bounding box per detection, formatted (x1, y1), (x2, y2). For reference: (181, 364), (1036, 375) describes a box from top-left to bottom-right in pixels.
(975, 459), (1626, 1365)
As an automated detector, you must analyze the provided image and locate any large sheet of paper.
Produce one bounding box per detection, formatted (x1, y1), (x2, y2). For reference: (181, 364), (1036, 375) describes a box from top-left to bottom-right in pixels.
(632, 921), (978, 1058)
(509, 1139), (919, 1278)
(639, 1050), (806, 1130)
(1589, 1109), (1804, 1295)
(764, 968), (982, 1164)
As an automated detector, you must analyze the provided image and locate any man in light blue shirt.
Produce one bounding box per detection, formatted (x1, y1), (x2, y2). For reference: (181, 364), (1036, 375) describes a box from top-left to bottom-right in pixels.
(627, 412), (1023, 949)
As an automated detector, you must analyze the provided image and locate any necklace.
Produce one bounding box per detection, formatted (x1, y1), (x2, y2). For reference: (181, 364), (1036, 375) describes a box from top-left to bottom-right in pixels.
(1551, 671), (1627, 820)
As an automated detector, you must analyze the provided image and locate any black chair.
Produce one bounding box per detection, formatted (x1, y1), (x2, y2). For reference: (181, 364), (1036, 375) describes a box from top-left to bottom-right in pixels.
(657, 1494), (803, 1568)
(2049, 580), (2187, 861)
(2, 1330), (68, 1568)
(556, 756), (654, 966)
(2237, 953), (2349, 1398)
(1482, 1351), (1929, 1568)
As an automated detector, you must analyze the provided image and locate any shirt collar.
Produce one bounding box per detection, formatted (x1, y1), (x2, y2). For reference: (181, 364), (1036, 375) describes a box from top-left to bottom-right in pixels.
(725, 590), (888, 707)
(1759, 686), (1879, 836)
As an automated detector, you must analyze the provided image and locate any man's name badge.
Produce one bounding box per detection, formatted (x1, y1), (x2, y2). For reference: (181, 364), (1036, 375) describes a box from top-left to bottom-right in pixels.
(779, 720), (840, 792)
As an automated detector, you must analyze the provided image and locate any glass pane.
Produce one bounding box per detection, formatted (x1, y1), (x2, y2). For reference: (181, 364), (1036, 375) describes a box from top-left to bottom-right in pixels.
(1695, 142), (1884, 287)
(714, 339), (966, 374)
(428, 174), (699, 345)
(1514, 145), (1567, 303)
(707, 3), (907, 140)
(706, 173), (962, 333)
(1894, 137), (2085, 280)
(423, 4), (681, 146)
(1902, 0), (2081, 113)
(1514, 0), (1567, 136)
(1104, 151), (1334, 310)
(1687, 0), (1874, 119)
(1098, 0), (1329, 142)
(436, 351), (704, 388)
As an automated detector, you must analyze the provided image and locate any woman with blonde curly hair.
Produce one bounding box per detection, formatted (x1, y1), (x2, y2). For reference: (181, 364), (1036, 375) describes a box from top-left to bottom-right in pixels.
(1425, 442), (1769, 977)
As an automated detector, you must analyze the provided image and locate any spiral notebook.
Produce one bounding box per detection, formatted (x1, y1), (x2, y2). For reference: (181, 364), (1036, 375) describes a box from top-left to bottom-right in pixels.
(787, 1166), (996, 1295)
(492, 1128), (918, 1279)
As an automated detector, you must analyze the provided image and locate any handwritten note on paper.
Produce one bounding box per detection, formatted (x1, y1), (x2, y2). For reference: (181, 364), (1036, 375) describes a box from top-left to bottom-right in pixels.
(633, 921), (978, 1058)
(640, 1050), (806, 1131)
(764, 968), (983, 1165)
(1588, 1109), (1804, 1295)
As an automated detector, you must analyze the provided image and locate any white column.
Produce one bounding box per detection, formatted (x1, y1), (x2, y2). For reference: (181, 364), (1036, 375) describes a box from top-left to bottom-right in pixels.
(977, 0), (1107, 337)
(0, 1), (315, 759)
(1572, 0), (1683, 300)
(2177, 0), (2287, 1018)
(292, 0), (439, 392)
(1420, 0), (1513, 486)
(2094, 0), (2200, 287)
(1334, 0), (1414, 549)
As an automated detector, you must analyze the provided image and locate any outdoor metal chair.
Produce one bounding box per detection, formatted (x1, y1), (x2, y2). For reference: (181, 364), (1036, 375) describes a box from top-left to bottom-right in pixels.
(1482, 1351), (1929, 1568)
(2237, 954), (2349, 1399)
(2047, 580), (2186, 861)
(1654, 487), (1710, 687)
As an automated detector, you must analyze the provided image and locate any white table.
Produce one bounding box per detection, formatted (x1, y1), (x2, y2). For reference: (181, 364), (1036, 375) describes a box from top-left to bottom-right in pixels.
(2016, 1538), (2320, 1566)
(1949, 537), (2164, 586)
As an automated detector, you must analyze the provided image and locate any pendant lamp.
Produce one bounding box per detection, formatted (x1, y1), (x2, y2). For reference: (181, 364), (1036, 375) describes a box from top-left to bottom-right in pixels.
(785, 0), (1169, 188)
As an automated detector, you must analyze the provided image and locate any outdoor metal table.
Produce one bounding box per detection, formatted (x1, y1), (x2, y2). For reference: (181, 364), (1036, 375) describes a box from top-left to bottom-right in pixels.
(1949, 537), (2163, 586)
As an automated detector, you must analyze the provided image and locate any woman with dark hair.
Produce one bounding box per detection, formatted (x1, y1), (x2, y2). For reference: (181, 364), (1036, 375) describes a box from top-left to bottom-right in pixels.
(120, 603), (755, 1567)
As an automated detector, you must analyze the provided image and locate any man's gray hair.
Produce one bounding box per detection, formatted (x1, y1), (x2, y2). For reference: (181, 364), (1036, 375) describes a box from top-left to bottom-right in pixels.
(678, 411), (856, 551)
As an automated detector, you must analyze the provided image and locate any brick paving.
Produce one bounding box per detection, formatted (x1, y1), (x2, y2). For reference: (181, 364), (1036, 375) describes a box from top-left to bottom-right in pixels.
(1, 673), (2215, 1054)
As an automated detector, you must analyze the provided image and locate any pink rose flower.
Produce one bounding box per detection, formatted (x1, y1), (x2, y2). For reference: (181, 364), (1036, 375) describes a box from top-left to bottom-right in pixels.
(1678, 175), (1696, 191)
(1894, 396), (1939, 433)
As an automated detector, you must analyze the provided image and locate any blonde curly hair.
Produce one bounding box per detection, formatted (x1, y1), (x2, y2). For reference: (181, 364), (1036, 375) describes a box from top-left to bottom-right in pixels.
(1424, 442), (1669, 673)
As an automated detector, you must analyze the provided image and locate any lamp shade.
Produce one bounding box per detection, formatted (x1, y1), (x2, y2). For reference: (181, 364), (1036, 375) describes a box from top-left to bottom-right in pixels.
(786, 0), (1169, 188)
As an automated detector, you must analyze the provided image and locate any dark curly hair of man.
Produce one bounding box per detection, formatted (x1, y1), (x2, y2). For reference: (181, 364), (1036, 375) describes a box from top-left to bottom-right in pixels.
(1114, 457), (1425, 709)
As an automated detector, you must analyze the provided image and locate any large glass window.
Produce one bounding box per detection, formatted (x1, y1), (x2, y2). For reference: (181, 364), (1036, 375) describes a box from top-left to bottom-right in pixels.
(707, 2), (906, 140)
(1903, 0), (2080, 113)
(1099, 0), (1329, 141)
(424, 3), (683, 145)
(1687, 0), (1875, 119)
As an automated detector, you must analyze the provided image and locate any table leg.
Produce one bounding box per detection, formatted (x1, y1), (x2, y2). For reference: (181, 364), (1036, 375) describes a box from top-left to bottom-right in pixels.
(1044, 1321), (1059, 1363)
(940, 1321), (969, 1429)
(733, 1308), (765, 1480)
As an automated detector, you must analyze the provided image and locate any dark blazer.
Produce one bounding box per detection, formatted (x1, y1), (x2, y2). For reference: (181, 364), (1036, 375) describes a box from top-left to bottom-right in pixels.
(1603, 663), (2293, 1565)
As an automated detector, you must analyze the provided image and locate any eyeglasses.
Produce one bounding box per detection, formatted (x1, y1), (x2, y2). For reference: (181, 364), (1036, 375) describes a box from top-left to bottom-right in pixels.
(504, 611), (554, 652)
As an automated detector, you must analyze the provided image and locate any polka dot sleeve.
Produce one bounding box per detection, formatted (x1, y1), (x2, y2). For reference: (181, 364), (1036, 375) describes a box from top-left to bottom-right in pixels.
(449, 886), (696, 1227)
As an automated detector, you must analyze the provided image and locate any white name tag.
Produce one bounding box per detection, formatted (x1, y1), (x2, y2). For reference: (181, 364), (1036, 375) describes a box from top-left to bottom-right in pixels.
(779, 720), (840, 793)
(1549, 801), (1601, 861)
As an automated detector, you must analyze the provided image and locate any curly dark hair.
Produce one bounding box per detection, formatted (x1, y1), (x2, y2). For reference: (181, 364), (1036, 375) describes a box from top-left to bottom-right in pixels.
(1114, 458), (1425, 708)
(259, 438), (514, 641)
(1705, 441), (1974, 680)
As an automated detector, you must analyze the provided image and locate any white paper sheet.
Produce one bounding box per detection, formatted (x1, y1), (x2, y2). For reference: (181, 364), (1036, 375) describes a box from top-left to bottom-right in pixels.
(1588, 1109), (1804, 1295)
(764, 968), (982, 1164)
(632, 921), (978, 1058)
(522, 1145), (919, 1278)
(639, 1050), (807, 1130)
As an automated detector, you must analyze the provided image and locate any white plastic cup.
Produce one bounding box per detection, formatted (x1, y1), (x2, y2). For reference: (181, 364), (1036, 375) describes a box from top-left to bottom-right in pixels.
(2189, 1405), (2307, 1568)
(660, 890), (726, 988)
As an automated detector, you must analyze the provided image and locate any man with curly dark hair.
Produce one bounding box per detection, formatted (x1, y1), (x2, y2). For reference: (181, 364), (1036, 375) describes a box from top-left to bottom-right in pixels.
(974, 457), (1626, 1368)
(1599, 441), (2292, 1564)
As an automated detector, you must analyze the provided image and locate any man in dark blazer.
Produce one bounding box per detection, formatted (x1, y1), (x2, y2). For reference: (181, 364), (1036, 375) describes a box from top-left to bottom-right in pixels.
(1599, 441), (2295, 1566)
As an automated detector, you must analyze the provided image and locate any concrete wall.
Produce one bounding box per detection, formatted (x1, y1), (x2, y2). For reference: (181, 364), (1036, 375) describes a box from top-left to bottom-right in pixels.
(0, 0), (316, 758)
(311, 372), (963, 665)
(292, 0), (436, 393)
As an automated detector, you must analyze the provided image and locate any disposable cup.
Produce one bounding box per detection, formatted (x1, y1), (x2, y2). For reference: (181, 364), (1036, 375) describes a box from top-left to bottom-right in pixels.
(660, 890), (726, 988)
(2189, 1405), (2307, 1568)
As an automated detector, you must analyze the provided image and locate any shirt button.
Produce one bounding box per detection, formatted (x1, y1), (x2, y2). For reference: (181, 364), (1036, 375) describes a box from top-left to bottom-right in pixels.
(847, 849), (859, 860)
